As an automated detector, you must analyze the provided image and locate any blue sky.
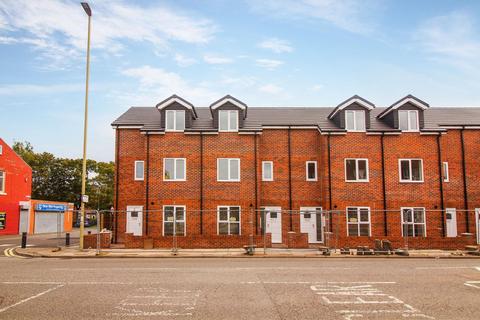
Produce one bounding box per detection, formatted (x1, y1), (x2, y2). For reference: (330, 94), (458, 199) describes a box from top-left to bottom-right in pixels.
(1, 0), (480, 161)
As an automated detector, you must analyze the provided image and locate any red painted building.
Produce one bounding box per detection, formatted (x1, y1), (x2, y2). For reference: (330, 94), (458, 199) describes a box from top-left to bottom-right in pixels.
(0, 138), (32, 235)
(111, 95), (480, 249)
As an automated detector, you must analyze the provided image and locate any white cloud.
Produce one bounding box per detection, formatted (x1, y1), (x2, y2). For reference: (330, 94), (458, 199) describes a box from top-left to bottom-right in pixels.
(0, 83), (83, 96)
(0, 0), (217, 69)
(256, 58), (284, 70)
(258, 38), (293, 53)
(121, 65), (218, 105)
(312, 84), (324, 91)
(415, 11), (480, 71)
(174, 53), (196, 67)
(247, 0), (377, 35)
(259, 84), (283, 94)
(203, 54), (233, 64)
(221, 76), (257, 88)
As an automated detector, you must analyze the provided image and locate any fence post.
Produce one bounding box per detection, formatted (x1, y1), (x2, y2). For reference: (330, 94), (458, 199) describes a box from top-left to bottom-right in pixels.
(263, 210), (266, 255)
(96, 210), (100, 255)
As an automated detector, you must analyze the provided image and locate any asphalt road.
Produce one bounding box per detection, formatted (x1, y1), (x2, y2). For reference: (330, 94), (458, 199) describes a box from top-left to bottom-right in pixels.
(0, 257), (479, 319)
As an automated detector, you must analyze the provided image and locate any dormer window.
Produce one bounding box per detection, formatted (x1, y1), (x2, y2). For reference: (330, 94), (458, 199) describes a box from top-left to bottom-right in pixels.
(398, 110), (419, 131)
(165, 110), (185, 132)
(345, 110), (366, 131)
(219, 110), (238, 132)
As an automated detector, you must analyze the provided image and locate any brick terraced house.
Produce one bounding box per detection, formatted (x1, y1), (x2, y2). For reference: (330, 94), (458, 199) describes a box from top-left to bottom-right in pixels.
(111, 94), (480, 249)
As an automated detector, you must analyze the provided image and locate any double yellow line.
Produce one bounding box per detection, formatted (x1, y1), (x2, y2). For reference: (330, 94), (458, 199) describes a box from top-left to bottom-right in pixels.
(3, 247), (27, 259)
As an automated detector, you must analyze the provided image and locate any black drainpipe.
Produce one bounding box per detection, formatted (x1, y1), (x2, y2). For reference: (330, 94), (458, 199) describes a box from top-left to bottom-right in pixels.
(288, 127), (293, 231)
(381, 133), (387, 236)
(460, 127), (469, 232)
(254, 133), (258, 235)
(145, 134), (150, 235)
(327, 134), (333, 231)
(436, 133), (445, 237)
(200, 133), (204, 234)
(114, 128), (120, 244)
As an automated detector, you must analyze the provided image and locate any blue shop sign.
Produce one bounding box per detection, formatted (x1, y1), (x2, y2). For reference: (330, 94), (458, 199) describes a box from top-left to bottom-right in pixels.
(36, 204), (67, 212)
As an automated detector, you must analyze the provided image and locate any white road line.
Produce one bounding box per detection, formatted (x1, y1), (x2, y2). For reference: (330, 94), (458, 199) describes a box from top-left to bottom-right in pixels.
(241, 281), (396, 285)
(476, 267), (480, 272)
(415, 266), (477, 270)
(0, 284), (65, 313)
(0, 244), (13, 247)
(464, 281), (480, 289)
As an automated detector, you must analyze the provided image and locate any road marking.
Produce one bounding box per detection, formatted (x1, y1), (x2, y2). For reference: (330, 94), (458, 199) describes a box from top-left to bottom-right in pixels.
(0, 244), (13, 247)
(241, 281), (396, 285)
(3, 248), (27, 259)
(311, 283), (434, 319)
(0, 284), (65, 313)
(464, 281), (480, 289)
(415, 266), (477, 270)
(476, 267), (480, 272)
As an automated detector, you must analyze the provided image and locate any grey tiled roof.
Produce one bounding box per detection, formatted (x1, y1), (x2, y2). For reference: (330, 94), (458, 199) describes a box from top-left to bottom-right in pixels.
(112, 106), (480, 132)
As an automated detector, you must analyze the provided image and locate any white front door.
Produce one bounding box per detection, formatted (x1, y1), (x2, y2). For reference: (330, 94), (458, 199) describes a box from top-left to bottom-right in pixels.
(446, 208), (457, 237)
(476, 208), (480, 244)
(300, 207), (323, 243)
(126, 206), (143, 236)
(264, 207), (282, 243)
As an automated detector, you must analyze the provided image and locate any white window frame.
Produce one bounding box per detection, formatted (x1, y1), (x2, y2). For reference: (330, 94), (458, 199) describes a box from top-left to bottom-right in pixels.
(134, 161), (144, 181)
(345, 110), (366, 132)
(346, 207), (371, 236)
(163, 158), (187, 181)
(0, 170), (5, 194)
(401, 207), (426, 237)
(0, 145), (3, 155)
(162, 205), (186, 236)
(165, 110), (185, 132)
(344, 158), (369, 182)
(306, 161), (318, 181)
(398, 110), (419, 132)
(218, 110), (239, 132)
(442, 162), (449, 182)
(399, 159), (424, 183)
(217, 206), (241, 235)
(217, 158), (241, 182)
(262, 161), (274, 181)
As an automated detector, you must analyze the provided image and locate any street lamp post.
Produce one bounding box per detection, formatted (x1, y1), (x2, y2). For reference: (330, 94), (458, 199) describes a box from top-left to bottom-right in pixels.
(79, 2), (92, 250)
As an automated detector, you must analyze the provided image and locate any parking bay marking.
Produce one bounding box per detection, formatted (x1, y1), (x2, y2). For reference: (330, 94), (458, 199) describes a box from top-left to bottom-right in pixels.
(0, 283), (65, 314)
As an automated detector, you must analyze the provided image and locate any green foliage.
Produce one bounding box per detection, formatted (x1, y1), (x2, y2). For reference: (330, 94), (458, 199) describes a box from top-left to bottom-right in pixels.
(12, 141), (114, 210)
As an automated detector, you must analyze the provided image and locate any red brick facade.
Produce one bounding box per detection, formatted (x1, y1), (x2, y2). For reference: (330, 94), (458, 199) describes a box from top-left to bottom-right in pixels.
(112, 126), (480, 250)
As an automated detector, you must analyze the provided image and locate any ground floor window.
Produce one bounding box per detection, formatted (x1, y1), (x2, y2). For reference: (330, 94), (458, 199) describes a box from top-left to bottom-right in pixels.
(163, 206), (185, 236)
(218, 206), (240, 235)
(401, 207), (426, 237)
(346, 207), (371, 236)
(0, 212), (5, 230)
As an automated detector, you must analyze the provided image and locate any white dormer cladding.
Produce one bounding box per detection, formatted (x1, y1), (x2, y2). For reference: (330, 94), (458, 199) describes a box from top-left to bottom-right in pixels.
(155, 94), (197, 132)
(328, 95), (375, 131)
(209, 95), (248, 131)
(377, 95), (429, 131)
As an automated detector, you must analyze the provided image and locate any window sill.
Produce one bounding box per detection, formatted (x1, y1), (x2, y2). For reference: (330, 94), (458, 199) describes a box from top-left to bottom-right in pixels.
(0, 192), (6, 196)
(163, 179), (187, 182)
(399, 180), (424, 183)
(217, 180), (241, 182)
(345, 180), (369, 183)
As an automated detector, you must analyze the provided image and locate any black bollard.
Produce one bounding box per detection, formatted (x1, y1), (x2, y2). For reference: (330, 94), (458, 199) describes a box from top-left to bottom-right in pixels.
(66, 233), (70, 246)
(21, 232), (27, 248)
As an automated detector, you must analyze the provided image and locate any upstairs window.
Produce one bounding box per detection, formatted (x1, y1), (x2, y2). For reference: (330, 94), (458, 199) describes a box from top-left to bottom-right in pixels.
(0, 171), (5, 193)
(164, 158), (186, 181)
(134, 161), (144, 181)
(442, 162), (449, 182)
(217, 158), (240, 181)
(306, 161), (318, 181)
(345, 110), (366, 131)
(165, 110), (185, 132)
(262, 161), (273, 181)
(398, 110), (419, 131)
(219, 110), (238, 132)
(399, 159), (423, 182)
(345, 159), (369, 182)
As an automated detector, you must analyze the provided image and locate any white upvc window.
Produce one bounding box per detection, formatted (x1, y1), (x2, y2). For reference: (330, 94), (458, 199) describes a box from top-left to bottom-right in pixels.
(0, 145), (3, 155)
(345, 158), (369, 182)
(163, 205), (186, 236)
(217, 158), (240, 181)
(401, 207), (426, 237)
(218, 206), (241, 235)
(399, 159), (423, 182)
(306, 161), (317, 181)
(0, 171), (5, 194)
(442, 162), (449, 182)
(398, 110), (419, 131)
(345, 110), (366, 132)
(134, 161), (144, 181)
(346, 207), (371, 236)
(218, 110), (238, 132)
(165, 110), (185, 132)
(262, 161), (273, 181)
(163, 158), (186, 181)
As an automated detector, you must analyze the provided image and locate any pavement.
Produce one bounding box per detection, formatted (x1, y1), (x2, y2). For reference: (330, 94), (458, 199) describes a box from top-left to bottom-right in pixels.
(0, 257), (479, 319)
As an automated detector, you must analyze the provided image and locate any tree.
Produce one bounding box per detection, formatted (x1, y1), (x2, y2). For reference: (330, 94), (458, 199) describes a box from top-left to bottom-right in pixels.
(12, 141), (114, 210)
